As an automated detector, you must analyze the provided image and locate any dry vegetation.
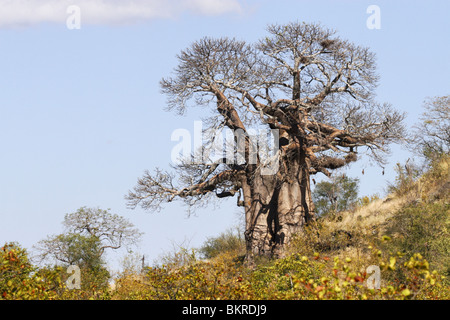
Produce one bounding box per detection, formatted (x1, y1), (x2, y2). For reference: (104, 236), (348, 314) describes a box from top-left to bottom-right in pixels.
(109, 155), (449, 300)
(1, 156), (448, 300)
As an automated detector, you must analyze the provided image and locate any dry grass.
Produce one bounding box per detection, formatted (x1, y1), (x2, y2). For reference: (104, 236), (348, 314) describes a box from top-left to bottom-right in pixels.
(326, 196), (406, 236)
(302, 155), (450, 276)
(327, 155), (449, 238)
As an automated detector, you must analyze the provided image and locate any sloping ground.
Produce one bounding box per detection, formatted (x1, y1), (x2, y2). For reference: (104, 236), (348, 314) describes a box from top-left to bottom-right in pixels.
(286, 155), (449, 275)
(110, 156), (449, 300)
(326, 155), (448, 242)
(325, 196), (406, 240)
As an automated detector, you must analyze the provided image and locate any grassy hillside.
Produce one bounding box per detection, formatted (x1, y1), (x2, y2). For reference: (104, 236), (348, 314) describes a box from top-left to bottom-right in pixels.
(110, 155), (449, 300)
(1, 156), (448, 300)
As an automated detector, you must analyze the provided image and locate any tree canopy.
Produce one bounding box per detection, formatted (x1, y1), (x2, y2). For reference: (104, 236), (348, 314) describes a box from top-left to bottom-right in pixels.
(34, 207), (142, 267)
(411, 95), (449, 161)
(127, 22), (406, 260)
(312, 174), (359, 217)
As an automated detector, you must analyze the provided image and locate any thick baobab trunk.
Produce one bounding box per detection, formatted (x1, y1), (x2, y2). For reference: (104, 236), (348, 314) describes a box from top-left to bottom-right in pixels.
(242, 157), (315, 263)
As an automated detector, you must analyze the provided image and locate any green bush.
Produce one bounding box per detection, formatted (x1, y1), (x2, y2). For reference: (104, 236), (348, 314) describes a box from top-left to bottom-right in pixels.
(312, 174), (359, 217)
(0, 242), (61, 300)
(199, 227), (245, 260)
(381, 202), (450, 280)
(0, 242), (112, 300)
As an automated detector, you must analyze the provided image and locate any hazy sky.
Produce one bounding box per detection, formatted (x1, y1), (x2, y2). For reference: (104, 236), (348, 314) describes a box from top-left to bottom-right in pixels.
(1, 0), (449, 270)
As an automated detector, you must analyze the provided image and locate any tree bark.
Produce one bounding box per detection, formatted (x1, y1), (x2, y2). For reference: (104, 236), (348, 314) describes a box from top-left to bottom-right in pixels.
(242, 154), (315, 263)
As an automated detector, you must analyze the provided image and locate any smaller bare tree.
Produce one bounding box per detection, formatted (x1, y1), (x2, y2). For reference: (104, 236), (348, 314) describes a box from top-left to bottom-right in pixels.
(63, 207), (143, 256)
(411, 95), (449, 161)
(34, 207), (143, 267)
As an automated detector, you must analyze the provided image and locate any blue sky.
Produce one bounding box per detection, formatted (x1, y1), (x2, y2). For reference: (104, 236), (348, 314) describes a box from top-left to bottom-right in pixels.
(0, 0), (449, 270)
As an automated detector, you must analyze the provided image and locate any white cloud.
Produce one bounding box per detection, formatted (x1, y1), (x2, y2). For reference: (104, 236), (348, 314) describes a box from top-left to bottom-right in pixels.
(185, 0), (242, 16)
(0, 0), (243, 28)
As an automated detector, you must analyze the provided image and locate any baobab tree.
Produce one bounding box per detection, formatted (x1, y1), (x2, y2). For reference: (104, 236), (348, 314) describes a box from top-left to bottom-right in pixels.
(126, 22), (405, 262)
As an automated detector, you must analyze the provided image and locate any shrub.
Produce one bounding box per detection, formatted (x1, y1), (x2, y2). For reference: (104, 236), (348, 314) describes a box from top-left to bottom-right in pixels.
(199, 227), (245, 259)
(356, 194), (380, 208)
(312, 174), (359, 217)
(388, 161), (421, 197)
(381, 202), (450, 281)
(0, 242), (61, 300)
